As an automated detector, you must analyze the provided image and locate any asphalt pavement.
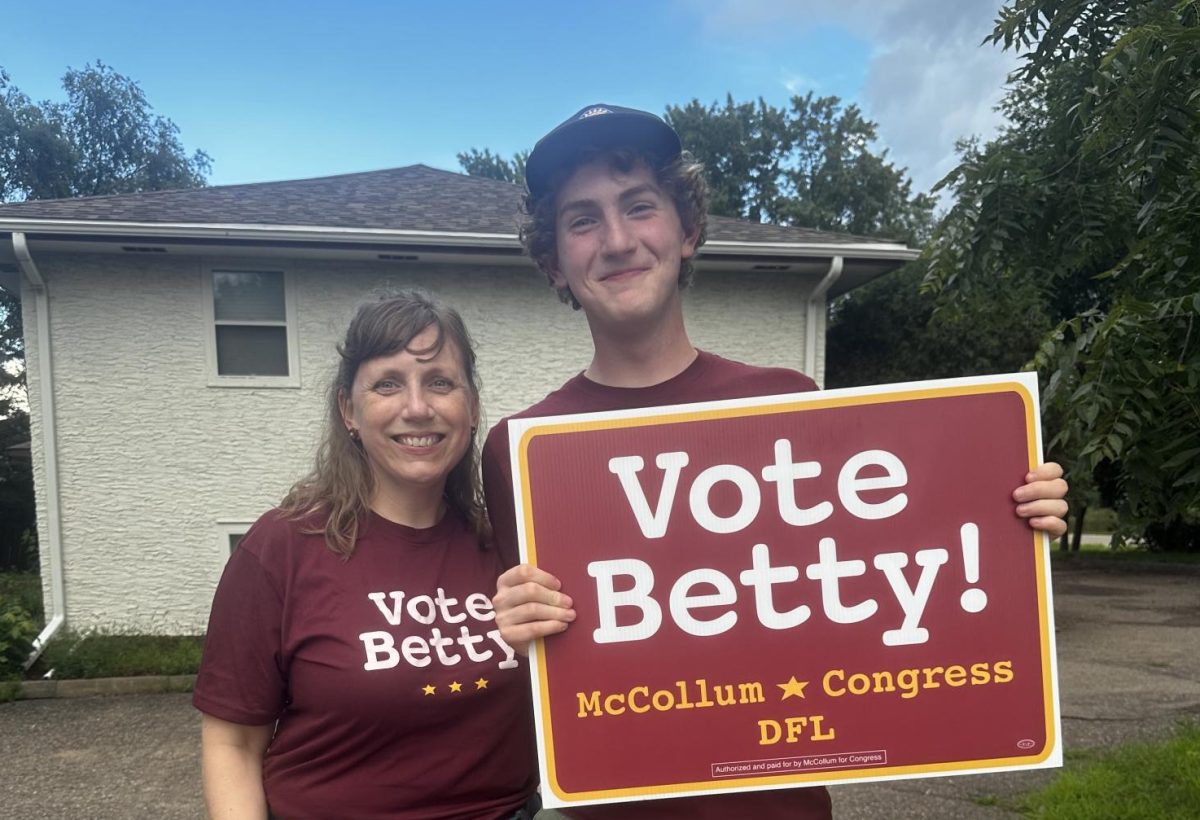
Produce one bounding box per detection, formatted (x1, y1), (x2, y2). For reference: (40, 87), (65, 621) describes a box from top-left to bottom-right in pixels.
(2, 560), (1197, 819)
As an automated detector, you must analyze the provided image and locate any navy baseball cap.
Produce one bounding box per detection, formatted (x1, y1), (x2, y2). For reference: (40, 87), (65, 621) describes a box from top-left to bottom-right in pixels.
(524, 104), (682, 199)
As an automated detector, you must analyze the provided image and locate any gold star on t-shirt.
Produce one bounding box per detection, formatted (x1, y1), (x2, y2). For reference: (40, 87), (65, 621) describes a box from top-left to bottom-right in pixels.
(777, 676), (809, 700)
(475, 677), (489, 690)
(449, 681), (463, 693)
(422, 684), (436, 696)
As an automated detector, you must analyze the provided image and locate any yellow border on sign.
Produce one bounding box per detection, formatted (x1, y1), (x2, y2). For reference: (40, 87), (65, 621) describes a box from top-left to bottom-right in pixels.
(516, 380), (1056, 803)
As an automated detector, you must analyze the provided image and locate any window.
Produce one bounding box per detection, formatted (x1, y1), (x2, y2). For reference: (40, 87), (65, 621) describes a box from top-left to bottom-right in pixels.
(204, 268), (300, 386)
(215, 521), (254, 569)
(227, 532), (245, 554)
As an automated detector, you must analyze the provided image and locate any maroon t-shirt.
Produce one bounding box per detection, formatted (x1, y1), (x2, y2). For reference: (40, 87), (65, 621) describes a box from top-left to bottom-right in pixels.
(193, 509), (537, 820)
(482, 350), (831, 819)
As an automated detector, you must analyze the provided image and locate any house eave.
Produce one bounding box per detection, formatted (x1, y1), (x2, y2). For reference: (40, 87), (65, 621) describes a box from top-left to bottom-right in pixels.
(0, 218), (524, 249)
(0, 218), (921, 262)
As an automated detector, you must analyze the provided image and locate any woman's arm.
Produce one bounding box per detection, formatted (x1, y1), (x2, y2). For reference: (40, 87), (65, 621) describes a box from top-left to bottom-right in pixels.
(200, 713), (274, 820)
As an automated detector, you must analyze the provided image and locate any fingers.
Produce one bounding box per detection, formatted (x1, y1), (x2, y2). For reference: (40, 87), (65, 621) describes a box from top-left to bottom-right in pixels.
(497, 562), (564, 594)
(493, 564), (576, 656)
(1027, 514), (1068, 538)
(1024, 462), (1063, 483)
(1012, 462), (1069, 537)
(1013, 463), (1068, 505)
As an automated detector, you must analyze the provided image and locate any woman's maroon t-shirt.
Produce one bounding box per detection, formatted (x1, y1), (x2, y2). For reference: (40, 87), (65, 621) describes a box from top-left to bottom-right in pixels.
(193, 509), (537, 820)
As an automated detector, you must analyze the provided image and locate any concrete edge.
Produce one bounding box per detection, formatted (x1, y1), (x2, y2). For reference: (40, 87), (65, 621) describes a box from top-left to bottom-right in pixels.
(8, 674), (196, 700)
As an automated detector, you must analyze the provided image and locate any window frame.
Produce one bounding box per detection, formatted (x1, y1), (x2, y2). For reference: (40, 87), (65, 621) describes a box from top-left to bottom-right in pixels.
(202, 265), (301, 388)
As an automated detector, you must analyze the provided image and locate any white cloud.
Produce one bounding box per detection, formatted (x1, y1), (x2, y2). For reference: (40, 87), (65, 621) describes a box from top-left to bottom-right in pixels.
(782, 71), (820, 94)
(686, 0), (1019, 195)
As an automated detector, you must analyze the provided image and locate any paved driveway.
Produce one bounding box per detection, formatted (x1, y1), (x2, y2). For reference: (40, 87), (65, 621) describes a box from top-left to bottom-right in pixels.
(2, 561), (1197, 819)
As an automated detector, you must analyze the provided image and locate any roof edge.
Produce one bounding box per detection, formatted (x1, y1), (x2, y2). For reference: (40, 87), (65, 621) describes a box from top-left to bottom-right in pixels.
(702, 240), (920, 261)
(0, 219), (522, 249)
(1, 218), (920, 260)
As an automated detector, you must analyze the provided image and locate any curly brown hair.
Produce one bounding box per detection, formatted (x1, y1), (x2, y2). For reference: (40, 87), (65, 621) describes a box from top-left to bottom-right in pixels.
(519, 148), (710, 309)
(279, 290), (487, 556)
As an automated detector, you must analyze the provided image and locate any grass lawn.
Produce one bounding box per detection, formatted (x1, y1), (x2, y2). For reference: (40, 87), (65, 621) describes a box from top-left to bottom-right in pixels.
(1018, 722), (1200, 818)
(31, 632), (204, 680)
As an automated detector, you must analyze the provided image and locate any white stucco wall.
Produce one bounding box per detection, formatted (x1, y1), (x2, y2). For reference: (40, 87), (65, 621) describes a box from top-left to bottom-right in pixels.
(22, 251), (820, 633)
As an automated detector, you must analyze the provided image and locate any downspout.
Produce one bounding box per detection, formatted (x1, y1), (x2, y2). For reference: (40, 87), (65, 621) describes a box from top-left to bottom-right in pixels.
(12, 232), (66, 663)
(804, 256), (844, 387)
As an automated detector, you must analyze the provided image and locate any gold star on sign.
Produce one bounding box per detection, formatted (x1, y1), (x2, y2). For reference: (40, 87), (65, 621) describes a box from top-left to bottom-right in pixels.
(475, 678), (489, 690)
(778, 676), (809, 700)
(422, 684), (436, 696)
(449, 681), (463, 693)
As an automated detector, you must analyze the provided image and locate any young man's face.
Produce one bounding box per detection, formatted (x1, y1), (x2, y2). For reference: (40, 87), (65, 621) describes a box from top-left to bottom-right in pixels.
(549, 157), (698, 334)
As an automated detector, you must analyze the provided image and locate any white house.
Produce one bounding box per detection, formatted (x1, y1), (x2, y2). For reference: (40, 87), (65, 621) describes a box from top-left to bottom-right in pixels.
(0, 165), (917, 643)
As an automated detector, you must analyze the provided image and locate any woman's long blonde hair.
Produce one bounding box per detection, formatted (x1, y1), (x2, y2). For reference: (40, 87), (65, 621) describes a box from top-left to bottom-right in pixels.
(280, 290), (486, 556)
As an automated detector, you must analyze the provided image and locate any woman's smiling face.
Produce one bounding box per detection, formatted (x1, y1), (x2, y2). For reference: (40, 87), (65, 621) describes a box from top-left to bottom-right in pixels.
(339, 324), (477, 508)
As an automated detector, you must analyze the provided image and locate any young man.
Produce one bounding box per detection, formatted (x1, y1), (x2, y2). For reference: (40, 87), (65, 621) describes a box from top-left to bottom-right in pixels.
(482, 104), (1070, 819)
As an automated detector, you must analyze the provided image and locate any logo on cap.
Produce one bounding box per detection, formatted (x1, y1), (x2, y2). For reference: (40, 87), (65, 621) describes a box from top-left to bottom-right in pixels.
(580, 107), (612, 119)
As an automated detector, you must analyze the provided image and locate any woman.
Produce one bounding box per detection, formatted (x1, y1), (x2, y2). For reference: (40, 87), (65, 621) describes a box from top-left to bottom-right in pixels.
(193, 291), (538, 820)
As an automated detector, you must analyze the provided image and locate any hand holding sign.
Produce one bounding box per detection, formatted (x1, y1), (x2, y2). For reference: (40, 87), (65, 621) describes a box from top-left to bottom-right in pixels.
(494, 564), (575, 654)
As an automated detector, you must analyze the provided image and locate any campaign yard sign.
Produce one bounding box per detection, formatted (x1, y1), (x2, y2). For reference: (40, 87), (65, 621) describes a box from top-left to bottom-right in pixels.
(508, 373), (1062, 809)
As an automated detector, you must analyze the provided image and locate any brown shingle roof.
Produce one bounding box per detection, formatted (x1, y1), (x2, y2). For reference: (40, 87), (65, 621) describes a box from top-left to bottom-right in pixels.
(0, 164), (901, 247)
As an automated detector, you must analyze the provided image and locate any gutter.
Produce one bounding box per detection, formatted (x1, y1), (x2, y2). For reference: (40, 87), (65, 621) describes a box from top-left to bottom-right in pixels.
(12, 232), (66, 663)
(805, 256), (844, 386)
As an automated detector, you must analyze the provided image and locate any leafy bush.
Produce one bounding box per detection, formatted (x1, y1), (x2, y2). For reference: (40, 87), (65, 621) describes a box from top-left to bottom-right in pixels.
(0, 596), (37, 680)
(0, 572), (44, 624)
(39, 632), (204, 679)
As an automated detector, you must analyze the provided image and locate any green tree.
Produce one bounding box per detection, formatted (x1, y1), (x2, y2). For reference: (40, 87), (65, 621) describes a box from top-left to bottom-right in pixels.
(457, 148), (527, 186)
(1, 62), (210, 201)
(926, 0), (1200, 549)
(0, 63), (212, 568)
(665, 93), (936, 244)
(664, 95), (1036, 394)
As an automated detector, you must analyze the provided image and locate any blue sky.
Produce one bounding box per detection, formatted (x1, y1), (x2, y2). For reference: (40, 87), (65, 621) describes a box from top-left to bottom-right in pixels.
(8, 0), (1016, 196)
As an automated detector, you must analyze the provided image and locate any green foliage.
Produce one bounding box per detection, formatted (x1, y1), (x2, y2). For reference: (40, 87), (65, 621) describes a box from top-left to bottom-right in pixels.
(39, 632), (204, 679)
(826, 261), (1052, 387)
(0, 595), (37, 680)
(663, 94), (1005, 391)
(1019, 722), (1200, 818)
(457, 147), (527, 186)
(926, 0), (1200, 547)
(0, 62), (211, 202)
(666, 94), (936, 244)
(0, 302), (35, 568)
(0, 572), (42, 623)
(1082, 506), (1119, 533)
